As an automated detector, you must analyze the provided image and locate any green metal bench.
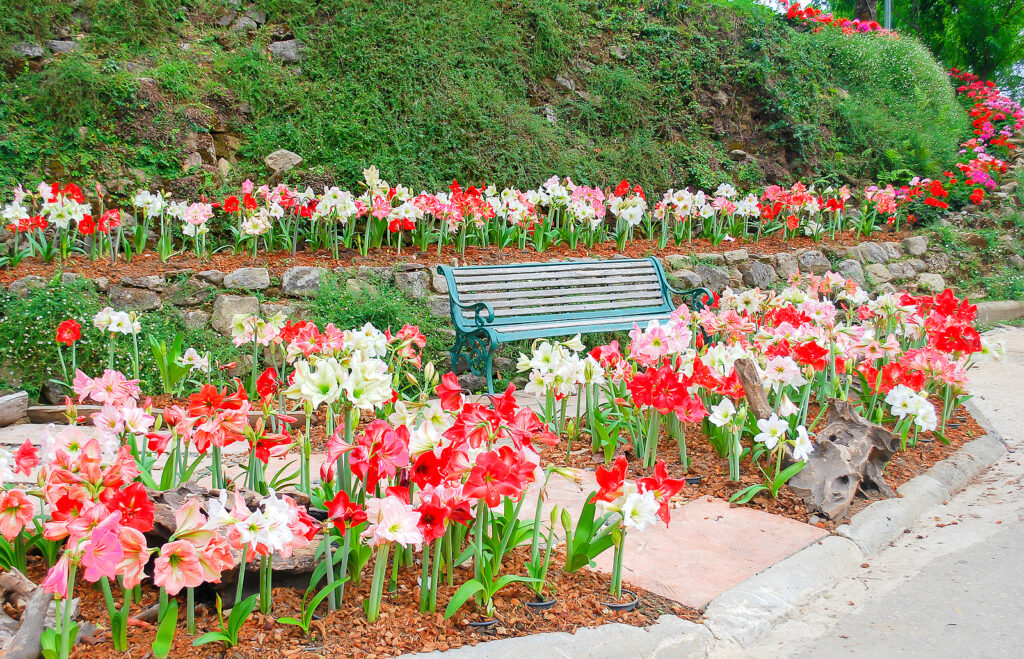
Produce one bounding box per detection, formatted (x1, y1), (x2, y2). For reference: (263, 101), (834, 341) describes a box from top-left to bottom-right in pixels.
(436, 257), (713, 393)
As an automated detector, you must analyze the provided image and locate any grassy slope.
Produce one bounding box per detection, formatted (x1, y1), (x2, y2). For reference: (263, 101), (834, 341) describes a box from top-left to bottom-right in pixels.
(0, 0), (969, 195)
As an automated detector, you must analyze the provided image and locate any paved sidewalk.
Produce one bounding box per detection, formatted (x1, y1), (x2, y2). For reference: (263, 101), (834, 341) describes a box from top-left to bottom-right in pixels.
(725, 327), (1024, 658)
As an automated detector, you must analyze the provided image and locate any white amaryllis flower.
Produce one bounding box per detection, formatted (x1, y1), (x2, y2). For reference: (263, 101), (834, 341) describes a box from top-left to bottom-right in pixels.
(344, 322), (387, 358)
(342, 353), (393, 410)
(619, 490), (659, 532)
(793, 426), (814, 461)
(708, 399), (737, 428)
(282, 359), (342, 409)
(776, 393), (800, 418)
(754, 414), (789, 450)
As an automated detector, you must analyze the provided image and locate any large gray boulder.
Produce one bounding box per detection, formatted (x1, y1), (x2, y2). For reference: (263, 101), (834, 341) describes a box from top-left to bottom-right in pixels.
(739, 260), (778, 289)
(901, 235), (928, 257)
(693, 264), (729, 292)
(836, 259), (866, 287)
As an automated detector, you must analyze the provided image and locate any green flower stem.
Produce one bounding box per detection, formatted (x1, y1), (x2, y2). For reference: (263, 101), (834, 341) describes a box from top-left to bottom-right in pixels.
(366, 543), (390, 623)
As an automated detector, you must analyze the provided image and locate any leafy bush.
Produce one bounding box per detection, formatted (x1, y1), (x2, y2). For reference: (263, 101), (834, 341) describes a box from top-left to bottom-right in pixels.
(0, 277), (235, 398)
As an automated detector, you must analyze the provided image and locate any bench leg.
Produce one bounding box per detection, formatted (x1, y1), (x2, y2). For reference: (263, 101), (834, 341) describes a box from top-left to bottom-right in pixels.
(451, 330), (496, 394)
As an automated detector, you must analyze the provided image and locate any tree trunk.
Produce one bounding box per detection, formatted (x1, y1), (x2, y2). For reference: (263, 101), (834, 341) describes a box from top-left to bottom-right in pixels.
(854, 0), (878, 21)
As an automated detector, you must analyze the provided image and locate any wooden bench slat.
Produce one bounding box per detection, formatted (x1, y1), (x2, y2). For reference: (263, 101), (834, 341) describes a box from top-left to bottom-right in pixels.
(477, 298), (667, 318)
(452, 264), (655, 285)
(451, 259), (649, 275)
(459, 282), (663, 304)
(455, 273), (659, 293)
(491, 312), (673, 334)
(469, 292), (666, 314)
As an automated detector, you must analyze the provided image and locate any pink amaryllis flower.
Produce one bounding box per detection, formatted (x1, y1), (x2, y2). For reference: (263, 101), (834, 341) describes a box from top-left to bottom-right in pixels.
(0, 489), (33, 540)
(362, 495), (422, 549)
(154, 540), (205, 595)
(116, 526), (151, 589)
(42, 552), (72, 599)
(80, 510), (124, 583)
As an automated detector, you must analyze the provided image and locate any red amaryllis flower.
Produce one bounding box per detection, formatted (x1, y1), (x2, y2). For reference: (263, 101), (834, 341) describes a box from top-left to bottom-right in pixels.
(326, 491), (367, 535)
(638, 460), (685, 524)
(415, 500), (449, 542)
(223, 196), (239, 213)
(463, 446), (526, 507)
(56, 319), (81, 345)
(628, 364), (690, 414)
(105, 482), (155, 533)
(256, 367), (279, 400)
(591, 455), (628, 504)
(436, 371), (465, 411)
(792, 341), (828, 371)
(98, 209), (121, 234)
(78, 214), (96, 235)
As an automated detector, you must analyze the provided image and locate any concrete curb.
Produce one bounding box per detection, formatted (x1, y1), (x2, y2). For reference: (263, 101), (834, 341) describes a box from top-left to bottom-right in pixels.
(402, 409), (1007, 658)
(405, 615), (713, 659)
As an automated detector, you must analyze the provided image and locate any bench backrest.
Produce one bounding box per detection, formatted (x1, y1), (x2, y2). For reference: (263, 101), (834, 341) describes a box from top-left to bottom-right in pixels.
(437, 257), (675, 328)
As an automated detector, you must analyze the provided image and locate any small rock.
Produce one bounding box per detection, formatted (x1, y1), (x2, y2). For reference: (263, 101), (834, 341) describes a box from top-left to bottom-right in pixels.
(887, 261), (915, 282)
(217, 158), (231, 178)
(728, 149), (749, 161)
(739, 261), (778, 289)
(223, 267), (270, 290)
(695, 252), (726, 265)
(182, 310), (210, 331)
(858, 242), (889, 264)
(775, 252), (799, 281)
(693, 264), (729, 293)
(211, 295), (260, 336)
(357, 265), (394, 283)
(457, 373), (489, 392)
(245, 8), (268, 24)
(431, 273), (449, 295)
(864, 263), (893, 285)
(267, 39), (305, 62)
(882, 242), (903, 260)
(906, 258), (928, 273)
(60, 273), (81, 286)
(916, 273), (945, 292)
(12, 43), (45, 59)
(925, 252), (952, 273)
(901, 235), (928, 257)
(797, 250), (831, 275)
(109, 286), (162, 311)
(428, 295), (450, 318)
(554, 73), (575, 91)
(609, 44), (629, 60)
(215, 10), (238, 27)
(712, 90), (730, 108)
(183, 152), (203, 170)
(722, 249), (749, 265)
(280, 266), (326, 297)
(46, 40), (78, 54)
(264, 149), (303, 174)
(543, 105), (557, 124)
(1007, 254), (1024, 270)
(8, 275), (47, 297)
(197, 270), (225, 286)
(94, 276), (110, 292)
(394, 270), (429, 299)
(663, 254), (690, 271)
(232, 16), (257, 32)
(120, 274), (166, 291)
(668, 270), (703, 290)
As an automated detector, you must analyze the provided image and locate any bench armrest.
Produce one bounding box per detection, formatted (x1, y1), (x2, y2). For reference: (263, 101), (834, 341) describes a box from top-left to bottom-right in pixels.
(667, 284), (714, 311)
(452, 297), (496, 327)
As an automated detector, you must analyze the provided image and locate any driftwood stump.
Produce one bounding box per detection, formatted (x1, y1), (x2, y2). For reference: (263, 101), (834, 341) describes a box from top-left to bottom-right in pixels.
(146, 483), (320, 606)
(787, 399), (898, 520)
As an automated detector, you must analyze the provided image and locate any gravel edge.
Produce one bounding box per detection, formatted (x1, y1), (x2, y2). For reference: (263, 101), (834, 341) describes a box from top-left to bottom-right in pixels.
(402, 407), (1008, 658)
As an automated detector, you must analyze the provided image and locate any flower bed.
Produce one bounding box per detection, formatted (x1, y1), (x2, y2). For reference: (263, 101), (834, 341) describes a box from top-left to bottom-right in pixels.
(2, 63), (1021, 275)
(0, 263), (1004, 657)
